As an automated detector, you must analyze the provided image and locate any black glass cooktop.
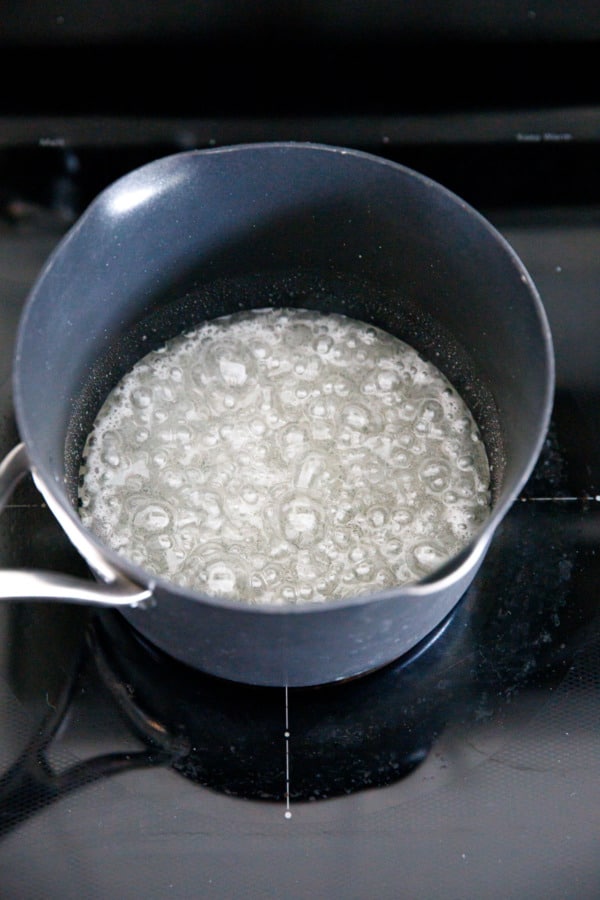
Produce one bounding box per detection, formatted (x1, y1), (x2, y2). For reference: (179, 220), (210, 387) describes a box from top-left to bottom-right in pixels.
(1, 125), (600, 899)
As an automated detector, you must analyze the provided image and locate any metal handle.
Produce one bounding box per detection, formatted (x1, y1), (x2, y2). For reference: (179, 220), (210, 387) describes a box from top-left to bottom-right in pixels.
(0, 443), (153, 608)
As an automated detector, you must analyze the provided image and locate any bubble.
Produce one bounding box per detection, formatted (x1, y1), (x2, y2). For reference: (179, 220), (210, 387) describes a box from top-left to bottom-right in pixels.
(191, 362), (208, 389)
(308, 399), (328, 419)
(412, 541), (449, 573)
(354, 561), (373, 580)
(281, 495), (323, 547)
(398, 401), (417, 421)
(314, 334), (333, 354)
(132, 387), (153, 408)
(281, 584), (297, 602)
(152, 450), (169, 469)
(368, 506), (388, 527)
(241, 486), (259, 504)
(341, 403), (370, 431)
(453, 416), (472, 434)
(377, 370), (400, 392)
(420, 399), (444, 422)
(333, 528), (351, 547)
(205, 561), (238, 595)
(262, 563), (284, 587)
(419, 459), (451, 492)
(133, 504), (171, 532)
(100, 448), (121, 468)
(392, 508), (413, 529)
(160, 468), (185, 490)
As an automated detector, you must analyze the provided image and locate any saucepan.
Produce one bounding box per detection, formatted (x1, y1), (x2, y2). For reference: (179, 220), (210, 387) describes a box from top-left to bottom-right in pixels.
(0, 142), (554, 686)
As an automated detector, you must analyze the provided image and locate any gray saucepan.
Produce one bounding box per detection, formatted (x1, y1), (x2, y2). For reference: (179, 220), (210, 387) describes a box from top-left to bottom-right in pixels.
(0, 142), (554, 686)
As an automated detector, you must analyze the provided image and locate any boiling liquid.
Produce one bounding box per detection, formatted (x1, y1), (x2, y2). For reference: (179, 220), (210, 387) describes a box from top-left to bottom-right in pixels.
(78, 308), (491, 605)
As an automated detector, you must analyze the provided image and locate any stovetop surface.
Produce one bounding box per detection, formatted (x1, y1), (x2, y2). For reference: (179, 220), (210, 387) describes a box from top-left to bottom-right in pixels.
(1, 114), (600, 899)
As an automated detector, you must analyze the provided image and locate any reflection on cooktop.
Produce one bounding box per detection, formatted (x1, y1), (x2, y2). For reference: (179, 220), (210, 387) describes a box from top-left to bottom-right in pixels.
(89, 494), (582, 803)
